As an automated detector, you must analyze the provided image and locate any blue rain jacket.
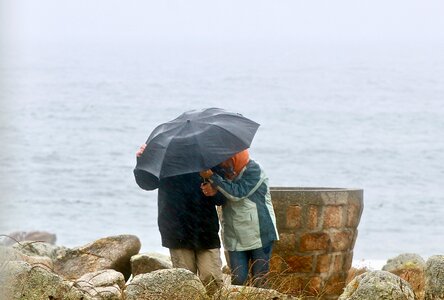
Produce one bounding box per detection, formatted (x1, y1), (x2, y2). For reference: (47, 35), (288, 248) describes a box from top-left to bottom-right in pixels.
(209, 160), (279, 251)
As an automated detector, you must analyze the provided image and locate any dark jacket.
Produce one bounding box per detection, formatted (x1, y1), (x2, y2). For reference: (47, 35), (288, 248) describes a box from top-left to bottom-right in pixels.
(134, 169), (223, 249)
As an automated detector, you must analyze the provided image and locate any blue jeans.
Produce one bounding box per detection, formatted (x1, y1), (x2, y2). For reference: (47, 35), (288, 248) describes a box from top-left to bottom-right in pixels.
(228, 243), (273, 287)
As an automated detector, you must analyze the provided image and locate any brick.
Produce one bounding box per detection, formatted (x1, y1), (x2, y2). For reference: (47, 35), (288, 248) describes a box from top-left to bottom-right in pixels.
(307, 276), (322, 295)
(300, 232), (330, 252)
(332, 253), (344, 273)
(315, 254), (331, 273)
(270, 255), (285, 273)
(350, 229), (358, 249)
(347, 201), (362, 227)
(323, 205), (343, 228)
(286, 255), (313, 273)
(272, 201), (288, 231)
(308, 205), (319, 230)
(343, 251), (354, 271)
(320, 191), (349, 205)
(273, 233), (297, 255)
(331, 231), (353, 251)
(286, 205), (302, 229)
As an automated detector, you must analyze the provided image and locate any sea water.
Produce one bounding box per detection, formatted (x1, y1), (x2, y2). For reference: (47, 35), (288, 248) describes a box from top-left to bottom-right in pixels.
(1, 40), (443, 264)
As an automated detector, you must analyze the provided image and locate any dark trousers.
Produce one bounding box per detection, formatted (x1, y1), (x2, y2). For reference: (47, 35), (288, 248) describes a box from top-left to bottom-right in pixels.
(228, 242), (273, 287)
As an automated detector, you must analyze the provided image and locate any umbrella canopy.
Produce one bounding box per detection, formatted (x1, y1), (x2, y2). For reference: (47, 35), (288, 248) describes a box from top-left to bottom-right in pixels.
(135, 108), (260, 189)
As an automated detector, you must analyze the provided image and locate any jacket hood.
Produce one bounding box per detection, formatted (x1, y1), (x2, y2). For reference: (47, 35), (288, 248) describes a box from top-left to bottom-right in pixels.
(231, 149), (250, 176)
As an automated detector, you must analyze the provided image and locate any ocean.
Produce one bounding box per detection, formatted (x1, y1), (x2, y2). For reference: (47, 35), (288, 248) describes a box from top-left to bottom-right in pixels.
(1, 40), (443, 264)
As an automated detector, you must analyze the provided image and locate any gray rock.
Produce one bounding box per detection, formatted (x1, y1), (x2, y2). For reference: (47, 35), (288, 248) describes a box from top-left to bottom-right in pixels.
(222, 285), (297, 299)
(425, 255), (444, 300)
(0, 246), (53, 270)
(54, 234), (141, 280)
(0, 261), (92, 300)
(382, 253), (426, 300)
(338, 270), (415, 300)
(124, 268), (207, 300)
(76, 269), (125, 289)
(130, 252), (172, 276)
(0, 231), (56, 246)
(86, 286), (122, 300)
(383, 253), (426, 272)
(12, 241), (68, 260)
(75, 269), (125, 300)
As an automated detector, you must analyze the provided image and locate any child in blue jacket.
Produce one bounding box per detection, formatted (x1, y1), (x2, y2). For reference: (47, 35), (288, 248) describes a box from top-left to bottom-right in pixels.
(200, 149), (278, 287)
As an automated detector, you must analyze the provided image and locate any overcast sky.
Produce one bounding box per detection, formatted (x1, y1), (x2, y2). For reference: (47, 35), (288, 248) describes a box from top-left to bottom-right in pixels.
(2, 0), (444, 44)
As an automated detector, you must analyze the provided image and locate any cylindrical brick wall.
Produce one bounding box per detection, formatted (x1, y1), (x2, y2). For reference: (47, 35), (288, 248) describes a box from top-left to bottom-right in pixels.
(269, 187), (364, 300)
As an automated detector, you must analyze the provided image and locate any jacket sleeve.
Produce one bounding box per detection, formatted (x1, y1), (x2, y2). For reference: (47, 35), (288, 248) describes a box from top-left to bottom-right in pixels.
(209, 163), (264, 202)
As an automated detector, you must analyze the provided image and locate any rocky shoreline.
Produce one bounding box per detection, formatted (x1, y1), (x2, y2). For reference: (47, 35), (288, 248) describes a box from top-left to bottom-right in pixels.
(1, 232), (443, 300)
(0, 233), (293, 300)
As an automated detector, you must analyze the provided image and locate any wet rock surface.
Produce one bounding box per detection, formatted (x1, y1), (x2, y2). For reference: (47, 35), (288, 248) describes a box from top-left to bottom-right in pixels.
(54, 234), (141, 280)
(338, 270), (415, 300)
(424, 255), (444, 300)
(0, 261), (92, 300)
(130, 252), (172, 276)
(382, 253), (425, 300)
(124, 268), (207, 300)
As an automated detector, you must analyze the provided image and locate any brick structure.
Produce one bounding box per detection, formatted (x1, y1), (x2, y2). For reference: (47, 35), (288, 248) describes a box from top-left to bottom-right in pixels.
(269, 187), (363, 300)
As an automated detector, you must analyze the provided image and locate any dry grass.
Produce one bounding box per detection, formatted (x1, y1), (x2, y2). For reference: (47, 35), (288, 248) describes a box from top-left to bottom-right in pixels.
(345, 266), (369, 285)
(212, 256), (329, 300)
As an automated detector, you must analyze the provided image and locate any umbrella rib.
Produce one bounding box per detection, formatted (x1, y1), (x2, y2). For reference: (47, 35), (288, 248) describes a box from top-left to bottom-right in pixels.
(200, 123), (252, 168)
(148, 122), (184, 142)
(194, 111), (242, 123)
(206, 122), (253, 145)
(192, 125), (208, 169)
(149, 124), (185, 178)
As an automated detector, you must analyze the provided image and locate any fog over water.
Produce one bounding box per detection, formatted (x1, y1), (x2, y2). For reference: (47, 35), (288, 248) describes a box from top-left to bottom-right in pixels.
(1, 0), (443, 262)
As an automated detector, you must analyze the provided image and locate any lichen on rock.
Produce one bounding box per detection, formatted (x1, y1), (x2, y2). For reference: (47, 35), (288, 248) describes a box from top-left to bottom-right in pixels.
(338, 270), (415, 300)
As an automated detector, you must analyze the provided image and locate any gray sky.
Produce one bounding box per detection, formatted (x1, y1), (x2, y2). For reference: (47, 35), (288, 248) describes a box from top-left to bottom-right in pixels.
(2, 0), (444, 44)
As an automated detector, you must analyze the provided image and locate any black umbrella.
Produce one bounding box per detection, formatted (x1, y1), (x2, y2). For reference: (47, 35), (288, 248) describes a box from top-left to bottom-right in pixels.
(134, 108), (260, 189)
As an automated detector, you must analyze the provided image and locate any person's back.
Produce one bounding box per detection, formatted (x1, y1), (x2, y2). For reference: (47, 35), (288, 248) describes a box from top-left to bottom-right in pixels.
(134, 145), (224, 294)
(157, 173), (221, 249)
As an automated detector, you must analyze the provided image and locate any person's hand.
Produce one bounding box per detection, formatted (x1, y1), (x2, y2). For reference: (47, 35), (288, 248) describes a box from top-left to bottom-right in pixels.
(200, 169), (213, 179)
(136, 144), (147, 157)
(201, 182), (218, 197)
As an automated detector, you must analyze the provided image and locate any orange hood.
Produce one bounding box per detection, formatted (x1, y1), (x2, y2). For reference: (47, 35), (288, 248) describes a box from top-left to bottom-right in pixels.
(231, 149), (250, 176)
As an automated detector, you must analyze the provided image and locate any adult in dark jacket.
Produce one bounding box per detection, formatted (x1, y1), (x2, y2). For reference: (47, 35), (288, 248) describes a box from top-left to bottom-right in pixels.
(134, 144), (223, 291)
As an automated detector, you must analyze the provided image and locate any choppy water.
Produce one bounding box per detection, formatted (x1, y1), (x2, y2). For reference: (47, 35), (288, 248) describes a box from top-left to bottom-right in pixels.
(1, 40), (443, 261)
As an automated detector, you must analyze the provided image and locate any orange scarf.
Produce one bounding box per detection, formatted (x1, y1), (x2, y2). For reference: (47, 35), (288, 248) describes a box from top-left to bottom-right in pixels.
(231, 149), (250, 176)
